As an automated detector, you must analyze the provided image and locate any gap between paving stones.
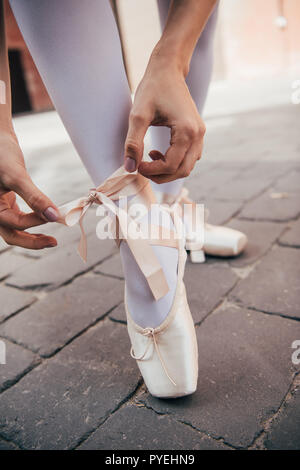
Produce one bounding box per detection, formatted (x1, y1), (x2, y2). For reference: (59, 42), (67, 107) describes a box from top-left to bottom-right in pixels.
(0, 299), (124, 401)
(0, 342), (41, 394)
(134, 396), (238, 450)
(0, 433), (21, 450)
(0, 293), (37, 326)
(5, 250), (118, 292)
(208, 164), (292, 222)
(71, 379), (144, 450)
(249, 372), (300, 450)
(0, 297), (124, 360)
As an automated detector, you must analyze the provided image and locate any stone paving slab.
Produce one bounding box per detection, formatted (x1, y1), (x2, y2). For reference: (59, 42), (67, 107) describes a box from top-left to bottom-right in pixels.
(204, 116), (261, 165)
(0, 438), (18, 450)
(94, 253), (124, 279)
(186, 168), (241, 201)
(0, 321), (140, 450)
(264, 386), (300, 450)
(229, 246), (300, 319)
(109, 303), (126, 324)
(78, 403), (230, 450)
(0, 338), (39, 393)
(184, 261), (237, 323)
(0, 274), (124, 357)
(208, 161), (253, 172)
(235, 161), (291, 184)
(0, 252), (31, 281)
(6, 234), (116, 290)
(0, 285), (36, 324)
(223, 219), (285, 268)
(279, 219), (300, 248)
(186, 160), (219, 178)
(139, 307), (299, 448)
(273, 169), (300, 193)
(239, 189), (300, 222)
(204, 105), (300, 167)
(202, 200), (243, 226)
(211, 178), (268, 202)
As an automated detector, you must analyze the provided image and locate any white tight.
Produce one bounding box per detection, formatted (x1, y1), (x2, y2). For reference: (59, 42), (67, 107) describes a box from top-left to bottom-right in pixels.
(151, 0), (219, 196)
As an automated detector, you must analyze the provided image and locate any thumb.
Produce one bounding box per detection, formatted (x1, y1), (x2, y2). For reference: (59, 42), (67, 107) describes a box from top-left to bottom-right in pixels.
(124, 112), (149, 172)
(13, 173), (59, 222)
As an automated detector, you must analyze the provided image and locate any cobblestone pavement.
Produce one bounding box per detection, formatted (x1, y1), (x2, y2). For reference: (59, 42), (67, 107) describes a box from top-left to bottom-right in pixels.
(0, 102), (299, 450)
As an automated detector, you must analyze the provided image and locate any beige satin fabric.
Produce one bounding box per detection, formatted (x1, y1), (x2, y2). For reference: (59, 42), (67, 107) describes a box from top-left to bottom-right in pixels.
(130, 327), (177, 386)
(126, 209), (198, 397)
(57, 166), (169, 301)
(163, 188), (205, 252)
(163, 188), (247, 258)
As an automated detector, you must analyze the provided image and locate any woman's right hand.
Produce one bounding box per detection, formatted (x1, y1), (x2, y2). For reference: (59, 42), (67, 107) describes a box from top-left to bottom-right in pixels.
(0, 130), (58, 249)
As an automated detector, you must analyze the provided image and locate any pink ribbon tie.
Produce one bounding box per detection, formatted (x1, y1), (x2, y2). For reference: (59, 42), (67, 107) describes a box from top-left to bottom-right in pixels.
(57, 166), (169, 301)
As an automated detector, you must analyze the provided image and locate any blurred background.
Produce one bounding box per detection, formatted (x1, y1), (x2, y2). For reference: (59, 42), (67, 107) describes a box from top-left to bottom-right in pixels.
(5, 0), (300, 115)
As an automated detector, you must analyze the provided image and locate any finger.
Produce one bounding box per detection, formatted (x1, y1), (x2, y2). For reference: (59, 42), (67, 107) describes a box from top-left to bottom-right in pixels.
(10, 173), (60, 223)
(0, 227), (57, 250)
(149, 141), (202, 184)
(0, 207), (46, 230)
(148, 150), (165, 161)
(175, 140), (203, 178)
(139, 124), (192, 176)
(124, 111), (150, 172)
(139, 139), (188, 177)
(147, 173), (178, 184)
(5, 191), (17, 207)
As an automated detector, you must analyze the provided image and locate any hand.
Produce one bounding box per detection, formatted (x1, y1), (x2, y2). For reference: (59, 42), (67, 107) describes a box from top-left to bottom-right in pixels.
(0, 131), (58, 249)
(124, 63), (205, 183)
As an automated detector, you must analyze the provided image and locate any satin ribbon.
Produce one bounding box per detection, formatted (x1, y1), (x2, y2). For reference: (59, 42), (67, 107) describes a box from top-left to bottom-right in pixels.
(130, 327), (177, 386)
(164, 188), (206, 252)
(57, 166), (169, 301)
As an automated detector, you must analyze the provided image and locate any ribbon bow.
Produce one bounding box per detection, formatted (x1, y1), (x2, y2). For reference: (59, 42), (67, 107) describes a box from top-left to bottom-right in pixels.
(130, 327), (176, 386)
(57, 166), (169, 301)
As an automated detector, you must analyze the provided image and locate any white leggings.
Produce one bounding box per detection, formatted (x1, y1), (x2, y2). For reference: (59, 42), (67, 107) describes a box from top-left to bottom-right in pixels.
(10, 0), (218, 190)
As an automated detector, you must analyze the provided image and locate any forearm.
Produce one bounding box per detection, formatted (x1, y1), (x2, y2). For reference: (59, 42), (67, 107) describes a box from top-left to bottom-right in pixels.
(150, 0), (217, 77)
(0, 0), (14, 134)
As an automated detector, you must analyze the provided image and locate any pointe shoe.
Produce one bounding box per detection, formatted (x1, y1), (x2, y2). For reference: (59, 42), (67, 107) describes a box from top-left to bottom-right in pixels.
(126, 208), (198, 398)
(58, 166), (198, 399)
(159, 189), (248, 263)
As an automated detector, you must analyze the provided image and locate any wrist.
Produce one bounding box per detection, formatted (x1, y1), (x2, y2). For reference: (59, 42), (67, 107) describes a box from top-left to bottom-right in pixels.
(0, 123), (18, 142)
(148, 40), (190, 78)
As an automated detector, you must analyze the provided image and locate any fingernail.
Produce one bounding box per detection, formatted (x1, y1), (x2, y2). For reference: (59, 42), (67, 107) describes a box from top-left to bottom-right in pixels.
(125, 157), (136, 172)
(43, 207), (59, 222)
(45, 240), (57, 248)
